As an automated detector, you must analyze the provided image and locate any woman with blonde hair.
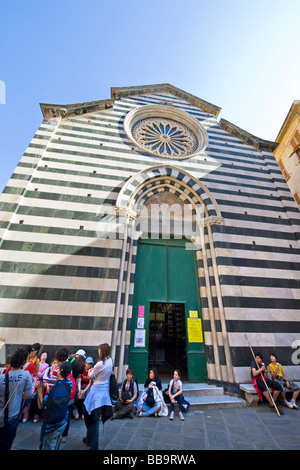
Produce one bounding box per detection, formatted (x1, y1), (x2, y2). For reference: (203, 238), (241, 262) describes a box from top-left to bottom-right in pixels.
(83, 344), (113, 450)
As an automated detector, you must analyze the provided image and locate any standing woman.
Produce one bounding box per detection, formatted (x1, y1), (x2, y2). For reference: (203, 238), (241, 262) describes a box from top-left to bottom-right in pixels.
(83, 343), (113, 450)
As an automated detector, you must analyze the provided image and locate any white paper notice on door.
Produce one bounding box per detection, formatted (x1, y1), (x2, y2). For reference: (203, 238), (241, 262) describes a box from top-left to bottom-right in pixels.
(134, 328), (145, 347)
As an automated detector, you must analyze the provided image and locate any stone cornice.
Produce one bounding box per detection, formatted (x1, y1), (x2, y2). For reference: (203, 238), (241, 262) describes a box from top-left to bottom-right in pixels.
(275, 100), (300, 144)
(40, 84), (221, 120)
(39, 84), (277, 155)
(219, 118), (278, 152)
(111, 83), (222, 117)
(40, 98), (114, 120)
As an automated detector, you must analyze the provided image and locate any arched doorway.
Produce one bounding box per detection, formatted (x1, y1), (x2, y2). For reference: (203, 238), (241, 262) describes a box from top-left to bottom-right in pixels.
(113, 164), (233, 386)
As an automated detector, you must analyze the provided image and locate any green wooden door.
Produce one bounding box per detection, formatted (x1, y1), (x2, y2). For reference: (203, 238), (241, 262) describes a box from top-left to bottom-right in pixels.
(129, 238), (206, 383)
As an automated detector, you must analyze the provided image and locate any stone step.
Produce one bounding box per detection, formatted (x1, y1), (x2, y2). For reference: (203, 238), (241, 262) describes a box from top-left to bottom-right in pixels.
(180, 383), (224, 397)
(138, 382), (247, 410)
(184, 394), (246, 410)
(139, 382), (224, 396)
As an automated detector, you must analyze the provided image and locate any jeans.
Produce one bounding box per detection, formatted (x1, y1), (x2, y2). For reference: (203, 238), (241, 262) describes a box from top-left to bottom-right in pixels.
(42, 422), (67, 450)
(0, 416), (19, 450)
(170, 393), (184, 412)
(142, 402), (161, 416)
(84, 407), (102, 450)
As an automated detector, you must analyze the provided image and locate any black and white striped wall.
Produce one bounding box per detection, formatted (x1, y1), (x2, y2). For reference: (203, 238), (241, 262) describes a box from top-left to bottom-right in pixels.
(0, 85), (299, 385)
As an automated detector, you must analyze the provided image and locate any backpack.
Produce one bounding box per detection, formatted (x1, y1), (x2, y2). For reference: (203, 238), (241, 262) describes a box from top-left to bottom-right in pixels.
(121, 377), (139, 402)
(109, 373), (119, 403)
(43, 380), (71, 425)
(145, 387), (155, 408)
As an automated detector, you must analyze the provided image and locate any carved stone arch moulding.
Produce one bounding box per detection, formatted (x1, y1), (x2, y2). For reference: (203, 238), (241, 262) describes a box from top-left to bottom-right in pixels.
(115, 165), (223, 225)
(114, 165), (233, 384)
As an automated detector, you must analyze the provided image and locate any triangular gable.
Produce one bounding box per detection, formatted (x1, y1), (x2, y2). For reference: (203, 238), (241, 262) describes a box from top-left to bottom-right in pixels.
(40, 83), (221, 120)
(40, 83), (277, 152)
(111, 83), (221, 117)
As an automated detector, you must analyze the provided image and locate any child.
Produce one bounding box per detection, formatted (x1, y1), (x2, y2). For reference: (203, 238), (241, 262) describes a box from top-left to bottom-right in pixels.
(40, 361), (73, 450)
(144, 367), (162, 391)
(77, 357), (94, 418)
(168, 369), (185, 421)
(268, 353), (300, 409)
(112, 368), (138, 419)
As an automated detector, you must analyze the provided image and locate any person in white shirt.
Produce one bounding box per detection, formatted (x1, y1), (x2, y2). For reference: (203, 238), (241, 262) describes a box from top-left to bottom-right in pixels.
(0, 347), (33, 450)
(168, 369), (185, 421)
(83, 343), (113, 450)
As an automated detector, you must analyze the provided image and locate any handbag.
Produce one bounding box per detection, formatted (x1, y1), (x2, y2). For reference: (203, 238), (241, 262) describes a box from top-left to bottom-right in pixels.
(182, 397), (190, 413)
(145, 387), (155, 408)
(163, 387), (171, 404)
(109, 373), (119, 403)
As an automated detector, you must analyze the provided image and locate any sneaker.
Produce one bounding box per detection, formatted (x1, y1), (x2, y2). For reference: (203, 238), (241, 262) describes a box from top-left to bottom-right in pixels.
(169, 411), (175, 420)
(33, 415), (39, 423)
(285, 399), (293, 409)
(291, 400), (298, 410)
(22, 413), (29, 423)
(73, 408), (79, 419)
(179, 412), (185, 421)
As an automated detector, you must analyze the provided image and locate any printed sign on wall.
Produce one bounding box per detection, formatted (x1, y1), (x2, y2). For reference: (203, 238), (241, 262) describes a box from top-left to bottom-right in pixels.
(187, 317), (203, 343)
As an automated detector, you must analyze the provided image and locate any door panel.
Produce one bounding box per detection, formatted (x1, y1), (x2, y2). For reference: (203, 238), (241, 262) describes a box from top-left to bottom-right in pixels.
(129, 239), (206, 383)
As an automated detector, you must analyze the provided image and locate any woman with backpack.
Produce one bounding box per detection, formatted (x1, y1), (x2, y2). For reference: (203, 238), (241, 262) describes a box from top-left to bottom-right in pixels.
(83, 343), (113, 450)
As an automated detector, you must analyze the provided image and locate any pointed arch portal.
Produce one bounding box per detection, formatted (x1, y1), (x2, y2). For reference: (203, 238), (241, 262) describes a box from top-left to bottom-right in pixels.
(112, 165), (233, 385)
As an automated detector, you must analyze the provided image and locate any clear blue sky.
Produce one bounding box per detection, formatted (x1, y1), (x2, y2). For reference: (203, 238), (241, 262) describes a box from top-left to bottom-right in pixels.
(0, 0), (299, 192)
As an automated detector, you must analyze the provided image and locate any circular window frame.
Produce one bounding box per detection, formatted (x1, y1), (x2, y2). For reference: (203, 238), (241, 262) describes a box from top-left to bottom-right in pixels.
(123, 104), (208, 160)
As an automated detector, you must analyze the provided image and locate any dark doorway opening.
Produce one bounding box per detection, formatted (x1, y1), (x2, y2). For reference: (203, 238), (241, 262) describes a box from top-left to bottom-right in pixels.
(148, 302), (187, 379)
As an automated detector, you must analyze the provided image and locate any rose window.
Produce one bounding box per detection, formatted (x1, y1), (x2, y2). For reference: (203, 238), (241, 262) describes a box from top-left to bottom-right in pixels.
(132, 118), (197, 158)
(124, 104), (208, 160)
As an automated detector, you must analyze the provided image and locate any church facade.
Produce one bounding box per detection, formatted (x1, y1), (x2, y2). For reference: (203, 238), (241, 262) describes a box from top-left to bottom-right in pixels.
(0, 84), (299, 389)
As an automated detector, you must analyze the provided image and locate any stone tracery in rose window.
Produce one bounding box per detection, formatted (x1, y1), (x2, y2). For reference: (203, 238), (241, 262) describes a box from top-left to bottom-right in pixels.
(132, 118), (198, 158)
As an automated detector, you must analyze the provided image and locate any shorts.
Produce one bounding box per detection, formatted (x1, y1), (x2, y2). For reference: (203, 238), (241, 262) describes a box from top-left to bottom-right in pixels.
(275, 377), (300, 392)
(256, 377), (282, 393)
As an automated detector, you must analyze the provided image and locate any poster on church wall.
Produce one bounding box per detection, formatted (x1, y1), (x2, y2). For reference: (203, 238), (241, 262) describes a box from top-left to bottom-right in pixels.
(138, 305), (145, 317)
(187, 317), (203, 343)
(134, 328), (145, 347)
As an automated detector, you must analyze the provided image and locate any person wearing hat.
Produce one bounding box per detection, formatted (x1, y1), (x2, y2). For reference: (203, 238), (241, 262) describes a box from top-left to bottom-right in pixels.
(67, 351), (87, 420)
(40, 361), (73, 450)
(74, 349), (86, 358)
(76, 357), (94, 419)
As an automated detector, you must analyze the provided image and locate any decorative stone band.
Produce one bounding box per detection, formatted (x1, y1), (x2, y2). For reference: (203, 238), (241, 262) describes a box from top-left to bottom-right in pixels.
(199, 216), (224, 227)
(114, 206), (138, 221)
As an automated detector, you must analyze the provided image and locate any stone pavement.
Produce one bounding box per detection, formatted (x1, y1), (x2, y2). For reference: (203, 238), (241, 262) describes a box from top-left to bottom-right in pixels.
(11, 403), (300, 451)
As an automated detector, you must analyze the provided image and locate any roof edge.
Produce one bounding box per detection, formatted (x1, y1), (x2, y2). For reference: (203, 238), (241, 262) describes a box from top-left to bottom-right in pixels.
(40, 84), (221, 120)
(111, 83), (222, 117)
(40, 98), (114, 119)
(219, 118), (278, 152)
(275, 100), (300, 143)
